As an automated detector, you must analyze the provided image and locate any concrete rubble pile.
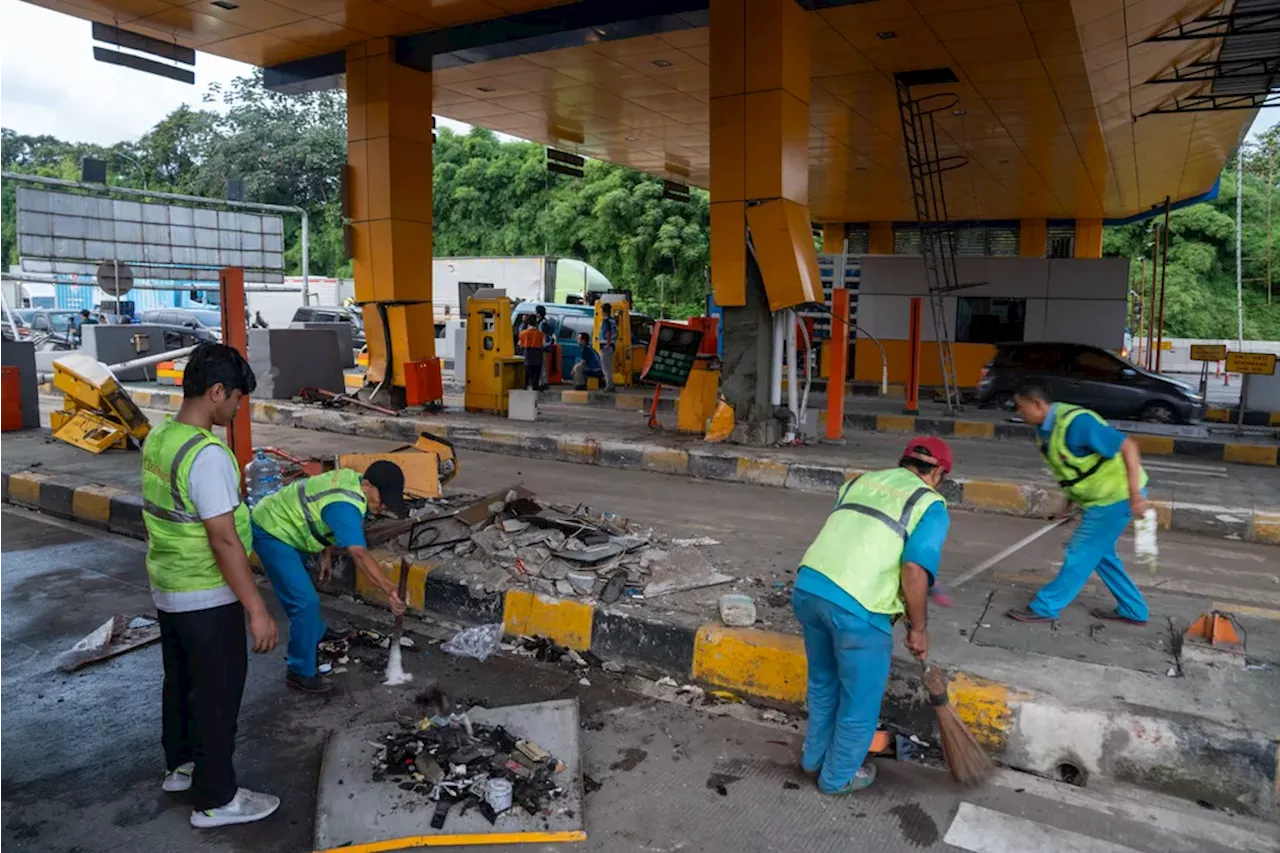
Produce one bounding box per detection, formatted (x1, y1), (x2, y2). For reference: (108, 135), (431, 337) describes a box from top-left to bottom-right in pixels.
(373, 485), (735, 606)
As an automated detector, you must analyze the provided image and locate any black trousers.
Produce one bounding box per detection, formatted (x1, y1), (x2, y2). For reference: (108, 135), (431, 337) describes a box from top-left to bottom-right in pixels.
(158, 601), (248, 810)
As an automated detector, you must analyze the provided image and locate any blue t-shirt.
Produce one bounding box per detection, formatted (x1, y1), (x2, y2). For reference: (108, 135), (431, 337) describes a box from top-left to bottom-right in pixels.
(320, 501), (366, 549)
(600, 316), (617, 347)
(796, 499), (950, 635)
(577, 346), (602, 373)
(1037, 404), (1126, 459)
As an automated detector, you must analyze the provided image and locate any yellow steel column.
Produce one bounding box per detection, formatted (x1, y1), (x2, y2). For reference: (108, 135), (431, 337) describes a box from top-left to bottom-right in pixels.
(346, 39), (434, 390)
(821, 223), (845, 254)
(710, 0), (814, 308)
(1019, 219), (1047, 257)
(867, 221), (894, 254)
(1074, 219), (1104, 259)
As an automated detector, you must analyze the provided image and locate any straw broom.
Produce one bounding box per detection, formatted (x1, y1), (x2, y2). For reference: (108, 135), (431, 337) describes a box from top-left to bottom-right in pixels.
(922, 662), (993, 786)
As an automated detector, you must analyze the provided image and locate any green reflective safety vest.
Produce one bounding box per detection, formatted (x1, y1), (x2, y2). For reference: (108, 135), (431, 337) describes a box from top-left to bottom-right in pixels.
(141, 417), (252, 597)
(1038, 403), (1146, 508)
(251, 468), (367, 553)
(799, 467), (945, 617)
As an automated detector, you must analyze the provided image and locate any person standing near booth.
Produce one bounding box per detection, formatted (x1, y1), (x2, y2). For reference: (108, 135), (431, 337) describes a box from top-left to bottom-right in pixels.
(598, 303), (618, 392)
(535, 305), (556, 389)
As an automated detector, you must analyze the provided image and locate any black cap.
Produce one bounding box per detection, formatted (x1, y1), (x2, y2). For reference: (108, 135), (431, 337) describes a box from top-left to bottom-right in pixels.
(363, 460), (407, 514)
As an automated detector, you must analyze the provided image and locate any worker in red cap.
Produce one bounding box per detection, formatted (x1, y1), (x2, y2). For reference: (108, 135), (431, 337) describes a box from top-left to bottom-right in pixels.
(792, 436), (953, 795)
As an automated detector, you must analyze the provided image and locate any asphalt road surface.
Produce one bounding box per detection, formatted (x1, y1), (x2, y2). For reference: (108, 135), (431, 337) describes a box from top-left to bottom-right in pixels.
(3, 509), (1276, 853)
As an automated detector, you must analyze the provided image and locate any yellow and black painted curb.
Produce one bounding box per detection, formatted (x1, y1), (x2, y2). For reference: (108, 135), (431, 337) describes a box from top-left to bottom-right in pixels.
(5, 467), (1276, 819)
(840, 411), (1278, 468)
(546, 389), (1279, 468)
(76, 390), (1280, 544)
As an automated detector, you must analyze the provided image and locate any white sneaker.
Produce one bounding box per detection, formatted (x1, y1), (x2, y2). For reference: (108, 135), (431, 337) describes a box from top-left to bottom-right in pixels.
(190, 788), (280, 829)
(162, 762), (194, 792)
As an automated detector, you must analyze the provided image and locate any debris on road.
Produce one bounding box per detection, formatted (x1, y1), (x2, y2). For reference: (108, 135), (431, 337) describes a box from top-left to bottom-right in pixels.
(719, 593), (757, 626)
(441, 623), (504, 662)
(371, 703), (571, 831)
(373, 483), (733, 610)
(59, 614), (160, 672)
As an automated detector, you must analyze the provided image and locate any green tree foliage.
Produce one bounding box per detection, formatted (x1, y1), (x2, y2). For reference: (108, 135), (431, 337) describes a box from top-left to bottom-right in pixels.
(432, 127), (708, 317)
(1104, 129), (1280, 340)
(2, 72), (709, 317)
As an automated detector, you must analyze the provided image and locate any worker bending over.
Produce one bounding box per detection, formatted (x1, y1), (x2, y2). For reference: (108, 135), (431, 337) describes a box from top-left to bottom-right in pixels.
(1006, 383), (1150, 625)
(142, 343), (280, 828)
(251, 461), (409, 694)
(793, 438), (952, 795)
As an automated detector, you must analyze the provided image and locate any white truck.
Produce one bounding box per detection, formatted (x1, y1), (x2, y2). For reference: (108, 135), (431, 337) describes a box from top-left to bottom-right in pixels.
(432, 256), (612, 323)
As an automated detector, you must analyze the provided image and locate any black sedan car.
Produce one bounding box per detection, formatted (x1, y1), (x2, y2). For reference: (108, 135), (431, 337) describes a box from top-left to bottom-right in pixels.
(974, 342), (1205, 424)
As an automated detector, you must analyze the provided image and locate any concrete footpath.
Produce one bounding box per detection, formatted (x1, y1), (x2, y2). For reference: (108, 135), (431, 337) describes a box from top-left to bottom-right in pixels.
(104, 387), (1280, 544)
(4, 415), (1278, 821)
(547, 386), (1280, 466)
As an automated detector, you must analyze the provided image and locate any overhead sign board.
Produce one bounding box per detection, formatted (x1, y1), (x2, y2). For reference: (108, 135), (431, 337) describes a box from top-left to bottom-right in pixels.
(1225, 351), (1277, 375)
(17, 187), (285, 283)
(1189, 344), (1227, 361)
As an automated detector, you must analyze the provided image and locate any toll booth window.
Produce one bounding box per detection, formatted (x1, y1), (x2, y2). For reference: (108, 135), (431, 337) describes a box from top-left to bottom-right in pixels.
(956, 298), (1026, 344)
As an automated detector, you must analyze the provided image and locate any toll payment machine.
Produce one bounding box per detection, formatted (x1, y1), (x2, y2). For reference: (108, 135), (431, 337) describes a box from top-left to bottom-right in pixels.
(593, 294), (632, 388)
(464, 291), (524, 415)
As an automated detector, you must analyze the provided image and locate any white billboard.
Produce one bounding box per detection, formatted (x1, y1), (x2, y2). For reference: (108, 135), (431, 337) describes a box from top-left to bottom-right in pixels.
(16, 187), (286, 283)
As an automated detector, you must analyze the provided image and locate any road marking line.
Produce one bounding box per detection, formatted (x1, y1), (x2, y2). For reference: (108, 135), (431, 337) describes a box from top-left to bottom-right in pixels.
(1143, 461), (1228, 473)
(985, 771), (1280, 853)
(944, 803), (1143, 853)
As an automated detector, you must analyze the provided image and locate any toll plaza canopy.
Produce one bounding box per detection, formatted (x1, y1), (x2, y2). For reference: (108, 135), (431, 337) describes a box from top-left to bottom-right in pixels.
(32, 0), (1276, 398)
(30, 0), (1271, 224)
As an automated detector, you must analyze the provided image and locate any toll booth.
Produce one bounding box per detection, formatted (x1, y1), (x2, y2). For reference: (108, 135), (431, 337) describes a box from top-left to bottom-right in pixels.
(464, 292), (524, 415)
(593, 295), (632, 388)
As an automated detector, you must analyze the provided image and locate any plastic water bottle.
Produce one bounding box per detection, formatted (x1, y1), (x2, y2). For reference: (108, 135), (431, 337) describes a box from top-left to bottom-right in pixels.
(1134, 508), (1159, 574)
(244, 449), (283, 508)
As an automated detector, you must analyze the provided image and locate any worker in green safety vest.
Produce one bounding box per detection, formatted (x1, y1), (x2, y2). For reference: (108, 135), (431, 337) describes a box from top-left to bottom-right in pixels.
(141, 342), (281, 830)
(1006, 382), (1150, 625)
(793, 437), (954, 796)
(251, 461), (408, 694)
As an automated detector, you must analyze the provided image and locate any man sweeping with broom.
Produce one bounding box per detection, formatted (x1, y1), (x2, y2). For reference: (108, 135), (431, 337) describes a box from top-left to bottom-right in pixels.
(792, 438), (956, 795)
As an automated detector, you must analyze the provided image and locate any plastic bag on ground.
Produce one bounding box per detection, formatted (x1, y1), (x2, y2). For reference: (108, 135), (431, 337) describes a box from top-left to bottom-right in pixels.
(441, 622), (504, 661)
(1133, 508), (1159, 573)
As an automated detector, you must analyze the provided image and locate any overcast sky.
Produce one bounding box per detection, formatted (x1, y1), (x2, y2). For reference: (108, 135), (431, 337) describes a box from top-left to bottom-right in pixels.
(2, 0), (1275, 149)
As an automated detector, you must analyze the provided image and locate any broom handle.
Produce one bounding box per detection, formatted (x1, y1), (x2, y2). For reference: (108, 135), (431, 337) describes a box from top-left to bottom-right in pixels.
(393, 557), (410, 637)
(947, 516), (1070, 590)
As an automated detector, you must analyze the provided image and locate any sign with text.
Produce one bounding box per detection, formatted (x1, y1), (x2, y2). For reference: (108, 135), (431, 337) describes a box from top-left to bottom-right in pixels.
(640, 322), (704, 387)
(1225, 351), (1277, 375)
(1189, 344), (1227, 361)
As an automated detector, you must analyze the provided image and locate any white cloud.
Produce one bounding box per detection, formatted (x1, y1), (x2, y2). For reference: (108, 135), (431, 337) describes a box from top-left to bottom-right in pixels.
(0, 0), (494, 146)
(1, 0), (252, 144)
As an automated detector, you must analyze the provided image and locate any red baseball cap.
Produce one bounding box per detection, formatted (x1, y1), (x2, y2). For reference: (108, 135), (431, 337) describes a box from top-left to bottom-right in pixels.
(902, 436), (953, 474)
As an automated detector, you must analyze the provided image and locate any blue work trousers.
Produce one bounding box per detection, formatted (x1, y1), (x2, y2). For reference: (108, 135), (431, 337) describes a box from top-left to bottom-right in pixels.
(792, 587), (892, 793)
(252, 523), (326, 677)
(1029, 498), (1148, 622)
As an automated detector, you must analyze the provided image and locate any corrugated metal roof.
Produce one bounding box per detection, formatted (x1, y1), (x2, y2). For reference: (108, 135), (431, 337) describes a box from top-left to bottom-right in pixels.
(1212, 0), (1280, 96)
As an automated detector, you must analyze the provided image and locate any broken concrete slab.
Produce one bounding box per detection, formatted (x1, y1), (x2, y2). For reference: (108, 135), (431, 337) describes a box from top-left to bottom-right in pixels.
(566, 572), (596, 596)
(59, 614), (161, 672)
(643, 547), (734, 598)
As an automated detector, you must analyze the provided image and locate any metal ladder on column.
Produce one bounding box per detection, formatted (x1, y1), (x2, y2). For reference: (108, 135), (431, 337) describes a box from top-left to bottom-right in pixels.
(894, 76), (972, 414)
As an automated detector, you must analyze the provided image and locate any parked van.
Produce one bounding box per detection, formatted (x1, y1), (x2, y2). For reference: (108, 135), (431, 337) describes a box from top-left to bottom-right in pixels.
(512, 302), (653, 380)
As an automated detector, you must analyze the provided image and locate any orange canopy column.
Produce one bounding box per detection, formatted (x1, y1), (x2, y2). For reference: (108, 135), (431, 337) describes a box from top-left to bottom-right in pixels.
(347, 39), (435, 391)
(1074, 219), (1104, 259)
(710, 0), (818, 309)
